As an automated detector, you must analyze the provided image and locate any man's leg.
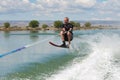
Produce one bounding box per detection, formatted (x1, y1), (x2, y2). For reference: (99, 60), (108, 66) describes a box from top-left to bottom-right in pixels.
(60, 31), (66, 46)
(67, 31), (72, 45)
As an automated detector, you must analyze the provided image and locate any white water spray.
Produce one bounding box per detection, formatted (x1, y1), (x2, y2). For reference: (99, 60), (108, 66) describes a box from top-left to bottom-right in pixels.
(46, 33), (120, 80)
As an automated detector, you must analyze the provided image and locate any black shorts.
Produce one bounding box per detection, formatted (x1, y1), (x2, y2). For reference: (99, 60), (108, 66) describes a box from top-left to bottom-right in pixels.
(64, 32), (73, 41)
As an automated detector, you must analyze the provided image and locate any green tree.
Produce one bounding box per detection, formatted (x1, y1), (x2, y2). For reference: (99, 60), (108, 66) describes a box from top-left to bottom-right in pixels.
(75, 22), (81, 27)
(84, 22), (91, 27)
(4, 22), (10, 28)
(29, 20), (39, 28)
(42, 24), (48, 30)
(54, 20), (63, 28)
(70, 21), (76, 27)
(70, 21), (80, 27)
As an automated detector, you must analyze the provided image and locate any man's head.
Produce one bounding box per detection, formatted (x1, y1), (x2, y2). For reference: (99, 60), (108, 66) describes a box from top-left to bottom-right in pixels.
(64, 17), (69, 24)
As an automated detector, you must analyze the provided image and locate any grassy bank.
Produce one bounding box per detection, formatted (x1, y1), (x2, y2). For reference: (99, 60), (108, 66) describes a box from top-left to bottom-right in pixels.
(0, 26), (118, 31)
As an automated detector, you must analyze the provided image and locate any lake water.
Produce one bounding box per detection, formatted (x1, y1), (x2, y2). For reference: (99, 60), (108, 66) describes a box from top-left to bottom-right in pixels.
(0, 30), (120, 80)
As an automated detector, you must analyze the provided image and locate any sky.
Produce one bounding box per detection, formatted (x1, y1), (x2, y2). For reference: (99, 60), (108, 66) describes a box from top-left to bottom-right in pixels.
(0, 0), (120, 21)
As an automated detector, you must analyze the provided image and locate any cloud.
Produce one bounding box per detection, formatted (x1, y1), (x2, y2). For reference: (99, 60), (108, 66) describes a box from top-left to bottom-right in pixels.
(75, 0), (96, 8)
(0, 0), (97, 14)
(91, 17), (112, 20)
(23, 0), (29, 3)
(0, 0), (120, 20)
(118, 14), (120, 17)
(95, 0), (120, 12)
(36, 0), (70, 12)
(0, 0), (35, 13)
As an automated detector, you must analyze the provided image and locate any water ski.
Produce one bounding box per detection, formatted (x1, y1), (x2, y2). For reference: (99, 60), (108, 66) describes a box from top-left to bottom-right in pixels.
(49, 41), (69, 48)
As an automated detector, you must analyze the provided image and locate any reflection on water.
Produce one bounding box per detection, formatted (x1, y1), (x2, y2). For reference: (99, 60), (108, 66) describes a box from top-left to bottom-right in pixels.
(3, 31), (10, 38)
(29, 31), (39, 41)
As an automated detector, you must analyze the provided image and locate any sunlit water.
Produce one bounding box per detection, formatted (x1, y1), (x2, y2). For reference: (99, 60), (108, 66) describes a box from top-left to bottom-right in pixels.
(0, 30), (120, 80)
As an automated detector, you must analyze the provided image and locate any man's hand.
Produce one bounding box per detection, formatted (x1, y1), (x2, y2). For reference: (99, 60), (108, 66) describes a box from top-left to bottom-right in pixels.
(64, 31), (67, 34)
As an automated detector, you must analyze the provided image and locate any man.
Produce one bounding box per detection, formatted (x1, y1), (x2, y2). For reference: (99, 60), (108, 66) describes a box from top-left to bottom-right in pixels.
(60, 17), (73, 47)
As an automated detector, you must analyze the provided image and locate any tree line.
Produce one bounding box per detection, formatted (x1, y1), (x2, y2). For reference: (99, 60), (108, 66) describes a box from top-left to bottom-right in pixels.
(2, 20), (92, 30)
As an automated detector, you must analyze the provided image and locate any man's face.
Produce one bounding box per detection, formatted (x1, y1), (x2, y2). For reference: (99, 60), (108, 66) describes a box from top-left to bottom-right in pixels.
(64, 18), (69, 24)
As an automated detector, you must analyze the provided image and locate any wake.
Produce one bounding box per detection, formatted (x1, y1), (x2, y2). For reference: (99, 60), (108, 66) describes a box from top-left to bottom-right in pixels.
(45, 32), (120, 80)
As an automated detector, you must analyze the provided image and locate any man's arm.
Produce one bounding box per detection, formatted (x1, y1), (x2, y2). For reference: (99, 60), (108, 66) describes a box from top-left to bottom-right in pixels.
(62, 28), (66, 32)
(68, 24), (73, 32)
(61, 24), (66, 32)
(69, 28), (73, 32)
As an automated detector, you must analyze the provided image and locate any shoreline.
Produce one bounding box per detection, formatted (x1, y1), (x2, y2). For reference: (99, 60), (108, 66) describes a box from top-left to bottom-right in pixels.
(0, 26), (120, 31)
